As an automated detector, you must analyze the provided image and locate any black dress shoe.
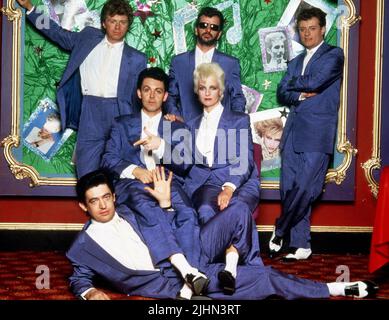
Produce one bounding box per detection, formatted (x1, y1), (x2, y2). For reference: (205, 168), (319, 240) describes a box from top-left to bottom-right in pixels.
(218, 270), (236, 295)
(344, 280), (379, 298)
(185, 273), (210, 296)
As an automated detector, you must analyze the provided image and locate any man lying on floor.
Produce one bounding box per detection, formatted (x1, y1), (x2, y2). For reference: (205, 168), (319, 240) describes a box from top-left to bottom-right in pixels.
(66, 168), (378, 300)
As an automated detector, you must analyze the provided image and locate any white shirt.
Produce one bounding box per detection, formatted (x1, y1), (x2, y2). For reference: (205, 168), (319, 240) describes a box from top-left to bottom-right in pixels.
(299, 41), (324, 101)
(195, 46), (215, 67)
(82, 212), (157, 299)
(196, 103), (236, 191)
(86, 212), (157, 271)
(301, 40), (324, 75)
(80, 37), (124, 97)
(120, 110), (165, 179)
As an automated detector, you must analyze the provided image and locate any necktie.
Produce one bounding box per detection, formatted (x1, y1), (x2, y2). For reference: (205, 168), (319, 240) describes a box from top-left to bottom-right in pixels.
(302, 50), (313, 75)
(202, 114), (213, 166)
(99, 42), (113, 96)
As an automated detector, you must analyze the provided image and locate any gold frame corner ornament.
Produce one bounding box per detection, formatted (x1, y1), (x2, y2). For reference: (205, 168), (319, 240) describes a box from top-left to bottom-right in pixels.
(1, 1), (22, 21)
(362, 0), (384, 198)
(1, 1), (77, 187)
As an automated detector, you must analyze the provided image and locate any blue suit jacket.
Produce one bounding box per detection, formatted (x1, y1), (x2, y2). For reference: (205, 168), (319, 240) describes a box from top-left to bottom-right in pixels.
(166, 108), (259, 200)
(166, 50), (246, 122)
(66, 206), (182, 299)
(101, 112), (187, 179)
(27, 9), (147, 131)
(277, 43), (344, 154)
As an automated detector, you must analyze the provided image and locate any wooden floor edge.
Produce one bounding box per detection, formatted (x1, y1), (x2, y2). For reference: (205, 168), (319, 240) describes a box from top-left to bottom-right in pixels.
(0, 223), (373, 233)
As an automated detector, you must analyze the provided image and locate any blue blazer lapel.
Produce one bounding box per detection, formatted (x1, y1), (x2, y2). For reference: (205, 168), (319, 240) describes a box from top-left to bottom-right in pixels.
(188, 51), (196, 75)
(304, 42), (330, 75)
(61, 34), (104, 85)
(190, 115), (207, 165)
(117, 45), (133, 98)
(211, 49), (221, 64)
(294, 53), (305, 76)
(82, 232), (134, 274)
(126, 113), (142, 142)
(213, 108), (230, 164)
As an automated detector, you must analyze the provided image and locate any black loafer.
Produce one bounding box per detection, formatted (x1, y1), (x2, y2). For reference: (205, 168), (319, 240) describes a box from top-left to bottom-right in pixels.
(344, 280), (379, 298)
(185, 273), (209, 296)
(218, 270), (236, 295)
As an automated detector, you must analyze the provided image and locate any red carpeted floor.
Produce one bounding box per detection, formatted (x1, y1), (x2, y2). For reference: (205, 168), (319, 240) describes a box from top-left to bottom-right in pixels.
(0, 251), (388, 300)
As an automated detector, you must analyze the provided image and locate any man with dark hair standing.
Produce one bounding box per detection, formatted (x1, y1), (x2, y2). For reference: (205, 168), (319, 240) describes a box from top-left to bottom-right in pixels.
(269, 8), (344, 260)
(165, 6), (246, 122)
(16, 0), (147, 177)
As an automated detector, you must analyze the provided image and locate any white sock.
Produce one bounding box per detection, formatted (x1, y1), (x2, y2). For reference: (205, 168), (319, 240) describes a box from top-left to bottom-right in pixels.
(179, 283), (193, 300)
(225, 251), (239, 278)
(327, 282), (356, 297)
(170, 253), (197, 278)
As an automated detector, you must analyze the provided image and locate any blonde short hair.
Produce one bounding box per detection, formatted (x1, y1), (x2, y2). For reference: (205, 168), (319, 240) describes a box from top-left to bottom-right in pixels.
(254, 118), (283, 138)
(193, 63), (225, 99)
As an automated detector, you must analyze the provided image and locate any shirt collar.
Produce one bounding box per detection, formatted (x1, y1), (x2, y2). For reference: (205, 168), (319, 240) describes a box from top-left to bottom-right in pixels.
(195, 46), (215, 59)
(306, 40), (324, 56)
(91, 212), (120, 226)
(203, 102), (223, 120)
(141, 109), (162, 125)
(103, 36), (124, 49)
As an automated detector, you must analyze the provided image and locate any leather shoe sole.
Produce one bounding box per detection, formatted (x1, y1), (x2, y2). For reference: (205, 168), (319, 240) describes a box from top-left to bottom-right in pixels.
(218, 270), (236, 295)
(345, 280), (379, 298)
(185, 273), (210, 296)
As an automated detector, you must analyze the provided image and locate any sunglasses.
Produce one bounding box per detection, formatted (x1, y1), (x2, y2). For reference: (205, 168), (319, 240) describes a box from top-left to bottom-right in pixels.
(197, 22), (221, 32)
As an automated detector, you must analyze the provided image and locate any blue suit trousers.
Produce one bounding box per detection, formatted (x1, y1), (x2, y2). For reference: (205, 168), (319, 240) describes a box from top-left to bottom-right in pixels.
(276, 132), (330, 248)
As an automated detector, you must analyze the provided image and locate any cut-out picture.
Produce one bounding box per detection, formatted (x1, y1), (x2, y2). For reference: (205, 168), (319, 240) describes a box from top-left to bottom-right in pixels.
(42, 0), (100, 31)
(242, 85), (264, 114)
(22, 98), (73, 161)
(258, 26), (292, 73)
(250, 107), (289, 173)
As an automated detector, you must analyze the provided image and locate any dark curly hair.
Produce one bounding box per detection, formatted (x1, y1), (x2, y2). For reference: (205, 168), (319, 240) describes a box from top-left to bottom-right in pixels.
(101, 0), (134, 30)
(296, 7), (327, 28)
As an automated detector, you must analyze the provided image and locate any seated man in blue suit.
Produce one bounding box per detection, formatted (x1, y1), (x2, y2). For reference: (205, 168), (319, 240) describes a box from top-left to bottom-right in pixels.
(67, 168), (378, 300)
(269, 8), (345, 261)
(165, 6), (246, 122)
(101, 67), (207, 295)
(17, 0), (147, 177)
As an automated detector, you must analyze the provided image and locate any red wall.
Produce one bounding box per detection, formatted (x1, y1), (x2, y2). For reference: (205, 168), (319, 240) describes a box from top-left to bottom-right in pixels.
(0, 1), (378, 227)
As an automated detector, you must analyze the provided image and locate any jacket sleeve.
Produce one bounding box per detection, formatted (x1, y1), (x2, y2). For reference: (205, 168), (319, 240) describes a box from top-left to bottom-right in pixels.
(68, 262), (97, 299)
(277, 62), (302, 106)
(101, 121), (135, 176)
(225, 115), (254, 189)
(284, 48), (344, 93)
(165, 58), (182, 117)
(229, 60), (246, 113)
(26, 7), (80, 51)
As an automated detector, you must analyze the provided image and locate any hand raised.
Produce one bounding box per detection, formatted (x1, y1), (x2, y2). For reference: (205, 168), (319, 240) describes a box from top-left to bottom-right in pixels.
(133, 127), (161, 151)
(144, 166), (173, 209)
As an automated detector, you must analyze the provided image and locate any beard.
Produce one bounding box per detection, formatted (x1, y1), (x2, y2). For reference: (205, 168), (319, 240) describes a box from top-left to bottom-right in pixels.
(197, 34), (219, 47)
